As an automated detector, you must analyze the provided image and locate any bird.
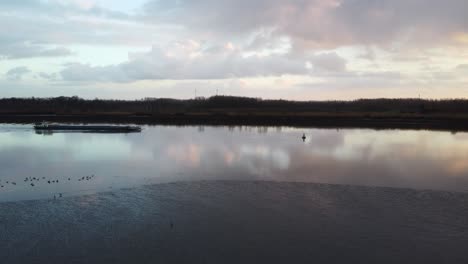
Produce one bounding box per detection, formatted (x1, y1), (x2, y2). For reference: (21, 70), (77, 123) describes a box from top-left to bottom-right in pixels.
(31, 183), (35, 187)
(302, 133), (306, 142)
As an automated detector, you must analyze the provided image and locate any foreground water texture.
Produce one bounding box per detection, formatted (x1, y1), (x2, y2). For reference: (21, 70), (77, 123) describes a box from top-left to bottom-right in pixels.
(1, 125), (467, 263)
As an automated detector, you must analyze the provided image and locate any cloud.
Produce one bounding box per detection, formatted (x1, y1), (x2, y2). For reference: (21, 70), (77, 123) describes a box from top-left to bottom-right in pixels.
(310, 52), (347, 72)
(38, 72), (58, 81)
(5, 66), (31, 81)
(0, 0), (144, 59)
(59, 40), (302, 82)
(456, 64), (468, 71)
(60, 63), (128, 82)
(1, 0), (467, 99)
(0, 0), (130, 19)
(0, 42), (72, 60)
(143, 0), (468, 50)
(58, 40), (351, 82)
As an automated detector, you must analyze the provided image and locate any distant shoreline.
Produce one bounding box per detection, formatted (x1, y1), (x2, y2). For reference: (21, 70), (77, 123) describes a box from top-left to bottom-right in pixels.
(2, 96), (468, 131)
(1, 113), (468, 132)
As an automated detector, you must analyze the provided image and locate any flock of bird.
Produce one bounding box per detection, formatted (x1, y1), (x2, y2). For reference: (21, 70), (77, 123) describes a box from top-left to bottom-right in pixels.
(0, 174), (96, 194)
(1, 174), (175, 228)
(0, 175), (97, 200)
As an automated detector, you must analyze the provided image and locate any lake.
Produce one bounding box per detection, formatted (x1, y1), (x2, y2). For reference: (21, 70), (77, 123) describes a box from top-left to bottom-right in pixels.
(1, 124), (468, 263)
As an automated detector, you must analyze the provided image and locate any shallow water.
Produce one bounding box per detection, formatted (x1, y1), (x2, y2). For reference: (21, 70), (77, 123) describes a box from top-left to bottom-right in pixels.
(1, 125), (468, 263)
(1, 182), (467, 264)
(1, 124), (468, 202)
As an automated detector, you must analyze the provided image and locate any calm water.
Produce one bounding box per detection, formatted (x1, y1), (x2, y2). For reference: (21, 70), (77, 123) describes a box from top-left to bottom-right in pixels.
(1, 124), (468, 202)
(1, 124), (468, 263)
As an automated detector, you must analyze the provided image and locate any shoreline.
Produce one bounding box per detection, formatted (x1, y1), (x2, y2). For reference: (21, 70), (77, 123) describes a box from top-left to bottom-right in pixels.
(1, 113), (468, 132)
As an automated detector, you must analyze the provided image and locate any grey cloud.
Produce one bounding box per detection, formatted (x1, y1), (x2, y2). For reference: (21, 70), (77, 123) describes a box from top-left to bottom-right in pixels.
(58, 42), (349, 82)
(296, 71), (436, 94)
(0, 42), (72, 60)
(60, 63), (129, 83)
(6, 66), (31, 81)
(59, 42), (310, 82)
(143, 0), (468, 49)
(0, 12), (159, 48)
(143, 0), (277, 34)
(310, 52), (347, 72)
(358, 47), (376, 61)
(0, 0), (144, 59)
(38, 72), (58, 80)
(450, 64), (468, 78)
(0, 0), (130, 20)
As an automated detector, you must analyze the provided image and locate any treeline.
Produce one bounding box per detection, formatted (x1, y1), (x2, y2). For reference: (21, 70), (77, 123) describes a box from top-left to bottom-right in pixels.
(1, 96), (468, 115)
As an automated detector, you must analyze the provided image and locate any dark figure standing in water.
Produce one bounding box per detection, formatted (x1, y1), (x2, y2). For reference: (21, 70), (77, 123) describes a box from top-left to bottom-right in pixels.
(302, 133), (306, 142)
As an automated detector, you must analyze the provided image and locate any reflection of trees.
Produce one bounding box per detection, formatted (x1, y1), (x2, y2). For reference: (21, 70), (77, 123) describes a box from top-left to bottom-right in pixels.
(35, 130), (53, 136)
(257, 127), (268, 134)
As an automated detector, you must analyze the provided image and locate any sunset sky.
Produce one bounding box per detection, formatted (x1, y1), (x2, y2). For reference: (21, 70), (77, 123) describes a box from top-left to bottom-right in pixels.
(1, 0), (467, 100)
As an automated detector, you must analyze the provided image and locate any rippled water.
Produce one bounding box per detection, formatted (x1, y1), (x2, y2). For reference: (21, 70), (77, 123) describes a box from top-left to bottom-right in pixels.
(1, 124), (468, 263)
(1, 124), (468, 202)
(1, 182), (468, 263)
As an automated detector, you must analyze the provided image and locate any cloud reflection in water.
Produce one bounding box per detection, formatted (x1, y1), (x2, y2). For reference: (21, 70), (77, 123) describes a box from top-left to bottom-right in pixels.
(1, 125), (468, 202)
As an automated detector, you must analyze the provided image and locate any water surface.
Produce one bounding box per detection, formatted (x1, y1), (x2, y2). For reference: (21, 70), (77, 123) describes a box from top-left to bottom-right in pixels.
(1, 124), (468, 202)
(1, 125), (468, 263)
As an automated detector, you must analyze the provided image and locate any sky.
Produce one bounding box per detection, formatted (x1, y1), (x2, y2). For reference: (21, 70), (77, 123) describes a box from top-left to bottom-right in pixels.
(0, 0), (467, 100)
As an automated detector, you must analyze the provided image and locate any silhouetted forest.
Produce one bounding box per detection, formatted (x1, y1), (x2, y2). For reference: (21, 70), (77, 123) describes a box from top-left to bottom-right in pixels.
(2, 96), (468, 116)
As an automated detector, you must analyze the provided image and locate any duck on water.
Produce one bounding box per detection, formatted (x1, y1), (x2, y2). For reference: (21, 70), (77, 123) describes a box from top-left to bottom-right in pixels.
(34, 122), (142, 133)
